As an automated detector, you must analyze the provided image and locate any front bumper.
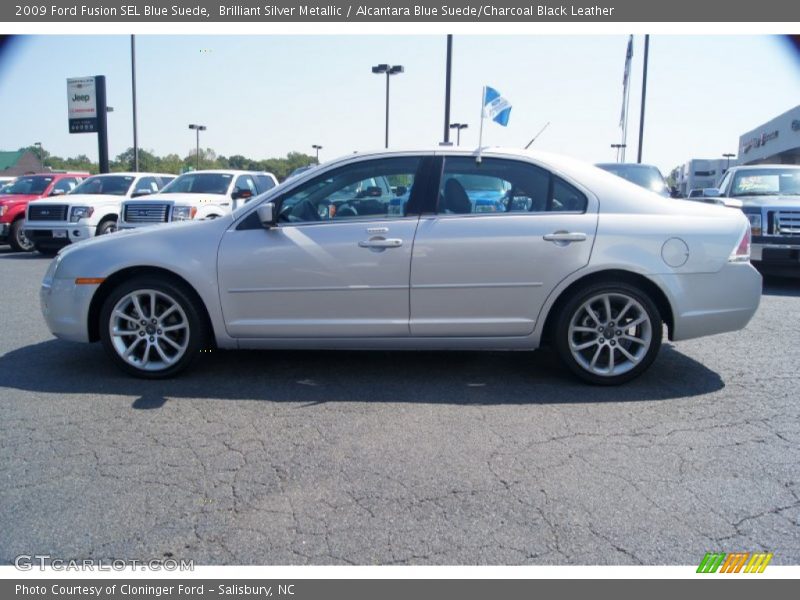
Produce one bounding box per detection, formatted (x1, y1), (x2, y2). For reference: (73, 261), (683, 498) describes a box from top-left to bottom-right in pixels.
(751, 240), (800, 268)
(655, 262), (762, 342)
(0, 222), (8, 242)
(25, 222), (95, 247)
(40, 275), (96, 343)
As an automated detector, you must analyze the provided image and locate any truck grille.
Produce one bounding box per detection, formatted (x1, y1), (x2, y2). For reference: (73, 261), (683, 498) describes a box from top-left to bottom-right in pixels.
(773, 210), (800, 235)
(28, 204), (67, 221)
(123, 203), (169, 223)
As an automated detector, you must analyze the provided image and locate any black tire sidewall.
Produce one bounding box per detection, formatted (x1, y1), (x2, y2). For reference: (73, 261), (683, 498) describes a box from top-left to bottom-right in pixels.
(554, 281), (662, 386)
(9, 219), (34, 252)
(99, 276), (206, 379)
(34, 244), (58, 257)
(96, 219), (117, 236)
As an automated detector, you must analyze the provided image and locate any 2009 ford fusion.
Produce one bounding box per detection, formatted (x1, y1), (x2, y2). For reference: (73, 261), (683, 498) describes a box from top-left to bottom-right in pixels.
(40, 148), (761, 384)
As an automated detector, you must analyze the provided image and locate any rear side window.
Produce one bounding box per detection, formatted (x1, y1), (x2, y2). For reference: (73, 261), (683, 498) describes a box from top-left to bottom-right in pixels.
(438, 157), (587, 214)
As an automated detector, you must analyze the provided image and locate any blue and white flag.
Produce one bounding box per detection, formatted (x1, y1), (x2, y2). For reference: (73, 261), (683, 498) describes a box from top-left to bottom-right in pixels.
(483, 86), (512, 126)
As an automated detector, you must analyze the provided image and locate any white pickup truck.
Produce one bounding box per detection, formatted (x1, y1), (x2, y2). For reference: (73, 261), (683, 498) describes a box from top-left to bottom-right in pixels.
(24, 172), (174, 255)
(118, 170), (278, 230)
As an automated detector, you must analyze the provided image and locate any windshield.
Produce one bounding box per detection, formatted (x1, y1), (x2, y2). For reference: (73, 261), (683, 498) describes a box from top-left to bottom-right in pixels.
(3, 175), (53, 195)
(71, 175), (135, 196)
(730, 169), (800, 197)
(598, 164), (668, 195)
(159, 173), (233, 194)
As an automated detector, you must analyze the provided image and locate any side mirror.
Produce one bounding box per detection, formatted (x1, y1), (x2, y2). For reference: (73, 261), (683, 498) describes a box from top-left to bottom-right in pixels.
(394, 185), (407, 196)
(669, 186), (681, 198)
(131, 189), (152, 198)
(49, 188), (66, 196)
(232, 189), (253, 201)
(702, 188), (722, 198)
(257, 202), (276, 228)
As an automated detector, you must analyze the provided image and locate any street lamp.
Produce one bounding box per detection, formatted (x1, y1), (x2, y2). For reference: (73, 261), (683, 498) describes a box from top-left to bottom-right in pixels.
(371, 64), (404, 149)
(188, 124), (207, 170)
(611, 143), (627, 163)
(312, 144), (323, 164)
(449, 123), (468, 146)
(33, 142), (43, 165)
(723, 152), (736, 171)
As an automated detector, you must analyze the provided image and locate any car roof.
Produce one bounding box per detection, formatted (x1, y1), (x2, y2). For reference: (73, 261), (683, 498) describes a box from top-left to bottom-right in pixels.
(728, 164), (800, 171)
(175, 169), (275, 176)
(85, 172), (175, 178)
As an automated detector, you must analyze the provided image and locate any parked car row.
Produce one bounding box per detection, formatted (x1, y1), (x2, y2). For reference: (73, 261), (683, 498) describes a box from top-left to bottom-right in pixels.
(0, 169), (278, 255)
(39, 147), (761, 385)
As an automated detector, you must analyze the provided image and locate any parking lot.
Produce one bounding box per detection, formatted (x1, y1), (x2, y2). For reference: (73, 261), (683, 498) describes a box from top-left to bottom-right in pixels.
(0, 248), (798, 565)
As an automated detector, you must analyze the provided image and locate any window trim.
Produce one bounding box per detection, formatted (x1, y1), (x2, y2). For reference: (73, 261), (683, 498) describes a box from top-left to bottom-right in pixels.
(433, 156), (589, 216)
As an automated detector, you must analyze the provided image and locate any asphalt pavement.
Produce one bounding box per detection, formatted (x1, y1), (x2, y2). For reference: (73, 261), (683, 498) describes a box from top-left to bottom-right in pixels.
(1, 248), (798, 565)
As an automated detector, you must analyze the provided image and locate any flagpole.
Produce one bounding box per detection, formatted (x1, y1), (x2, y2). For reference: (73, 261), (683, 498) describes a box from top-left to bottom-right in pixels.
(477, 86), (485, 163)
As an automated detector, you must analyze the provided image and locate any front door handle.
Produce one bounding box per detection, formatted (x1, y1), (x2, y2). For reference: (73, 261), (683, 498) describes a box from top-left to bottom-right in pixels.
(543, 231), (587, 243)
(358, 238), (403, 249)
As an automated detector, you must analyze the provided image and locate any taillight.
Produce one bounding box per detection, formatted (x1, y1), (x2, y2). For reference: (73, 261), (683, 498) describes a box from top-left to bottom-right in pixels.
(729, 225), (751, 262)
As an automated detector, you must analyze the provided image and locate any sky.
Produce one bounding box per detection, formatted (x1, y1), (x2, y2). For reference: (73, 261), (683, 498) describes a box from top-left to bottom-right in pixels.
(1, 34), (799, 175)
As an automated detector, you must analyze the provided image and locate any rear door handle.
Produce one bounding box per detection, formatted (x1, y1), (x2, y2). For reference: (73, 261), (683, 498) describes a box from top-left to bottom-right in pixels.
(543, 231), (587, 243)
(358, 238), (403, 249)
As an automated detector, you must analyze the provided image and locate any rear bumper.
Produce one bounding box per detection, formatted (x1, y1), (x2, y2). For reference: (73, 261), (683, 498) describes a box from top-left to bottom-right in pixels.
(655, 262), (762, 342)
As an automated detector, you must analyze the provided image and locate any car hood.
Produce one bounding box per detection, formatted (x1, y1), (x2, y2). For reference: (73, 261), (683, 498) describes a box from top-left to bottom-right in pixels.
(732, 195), (800, 208)
(34, 193), (126, 205)
(127, 193), (228, 205)
(0, 194), (39, 205)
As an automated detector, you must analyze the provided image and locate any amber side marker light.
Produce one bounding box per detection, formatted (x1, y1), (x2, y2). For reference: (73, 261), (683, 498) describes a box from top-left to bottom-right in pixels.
(75, 278), (106, 285)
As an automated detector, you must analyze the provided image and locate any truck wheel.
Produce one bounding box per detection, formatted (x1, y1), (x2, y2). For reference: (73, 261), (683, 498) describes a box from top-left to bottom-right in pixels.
(96, 219), (117, 236)
(9, 218), (34, 252)
(99, 275), (208, 379)
(554, 281), (662, 385)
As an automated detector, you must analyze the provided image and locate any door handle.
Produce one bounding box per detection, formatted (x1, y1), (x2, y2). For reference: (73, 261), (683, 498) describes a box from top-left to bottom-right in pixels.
(543, 231), (587, 243)
(358, 238), (403, 249)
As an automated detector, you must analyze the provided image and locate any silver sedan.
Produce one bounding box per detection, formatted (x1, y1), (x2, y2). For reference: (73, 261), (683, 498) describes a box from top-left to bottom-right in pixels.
(40, 148), (761, 385)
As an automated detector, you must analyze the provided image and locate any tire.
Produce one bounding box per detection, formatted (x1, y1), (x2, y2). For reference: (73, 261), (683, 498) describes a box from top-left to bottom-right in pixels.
(99, 275), (208, 379)
(9, 218), (34, 252)
(96, 219), (117, 236)
(34, 244), (59, 257)
(554, 281), (662, 385)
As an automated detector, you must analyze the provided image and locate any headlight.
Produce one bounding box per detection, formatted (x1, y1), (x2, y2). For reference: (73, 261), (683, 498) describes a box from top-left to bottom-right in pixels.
(69, 206), (94, 222)
(172, 206), (197, 221)
(0, 205), (6, 217)
(41, 253), (64, 287)
(744, 212), (762, 236)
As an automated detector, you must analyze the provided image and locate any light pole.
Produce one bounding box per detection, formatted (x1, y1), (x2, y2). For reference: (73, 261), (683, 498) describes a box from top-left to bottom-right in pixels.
(611, 143), (627, 163)
(449, 123), (468, 146)
(723, 152), (735, 171)
(312, 144), (322, 164)
(131, 35), (139, 172)
(188, 124), (206, 170)
(33, 142), (43, 165)
(371, 64), (404, 149)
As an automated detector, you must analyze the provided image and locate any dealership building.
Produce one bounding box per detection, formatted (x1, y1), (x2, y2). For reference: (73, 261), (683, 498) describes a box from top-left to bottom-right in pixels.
(738, 104), (800, 165)
(676, 104), (800, 195)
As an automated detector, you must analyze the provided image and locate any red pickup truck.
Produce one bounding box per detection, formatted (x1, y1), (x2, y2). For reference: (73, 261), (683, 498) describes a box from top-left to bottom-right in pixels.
(0, 173), (87, 251)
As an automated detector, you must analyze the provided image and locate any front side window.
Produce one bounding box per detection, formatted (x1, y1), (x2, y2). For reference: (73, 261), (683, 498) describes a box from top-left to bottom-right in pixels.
(254, 174), (276, 193)
(132, 176), (160, 196)
(51, 177), (79, 194)
(277, 157), (421, 223)
(438, 157), (586, 214)
(71, 175), (135, 196)
(234, 175), (258, 196)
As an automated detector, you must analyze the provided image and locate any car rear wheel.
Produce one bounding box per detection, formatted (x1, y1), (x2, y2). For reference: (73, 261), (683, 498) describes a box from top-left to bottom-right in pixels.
(9, 218), (34, 252)
(554, 282), (662, 385)
(99, 276), (207, 378)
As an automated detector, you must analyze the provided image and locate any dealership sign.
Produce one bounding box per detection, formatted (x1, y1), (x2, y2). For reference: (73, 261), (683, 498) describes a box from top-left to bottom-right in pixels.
(67, 76), (98, 133)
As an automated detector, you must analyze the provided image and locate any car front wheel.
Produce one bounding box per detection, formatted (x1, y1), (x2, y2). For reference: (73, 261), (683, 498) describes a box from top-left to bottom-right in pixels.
(99, 276), (207, 378)
(554, 282), (662, 385)
(9, 218), (34, 252)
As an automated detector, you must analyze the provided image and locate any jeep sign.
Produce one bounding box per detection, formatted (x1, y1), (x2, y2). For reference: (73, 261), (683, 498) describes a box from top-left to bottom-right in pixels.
(67, 76), (98, 133)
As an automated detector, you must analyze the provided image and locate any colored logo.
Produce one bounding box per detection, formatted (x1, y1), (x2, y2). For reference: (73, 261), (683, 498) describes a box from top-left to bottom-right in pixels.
(697, 552), (773, 573)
